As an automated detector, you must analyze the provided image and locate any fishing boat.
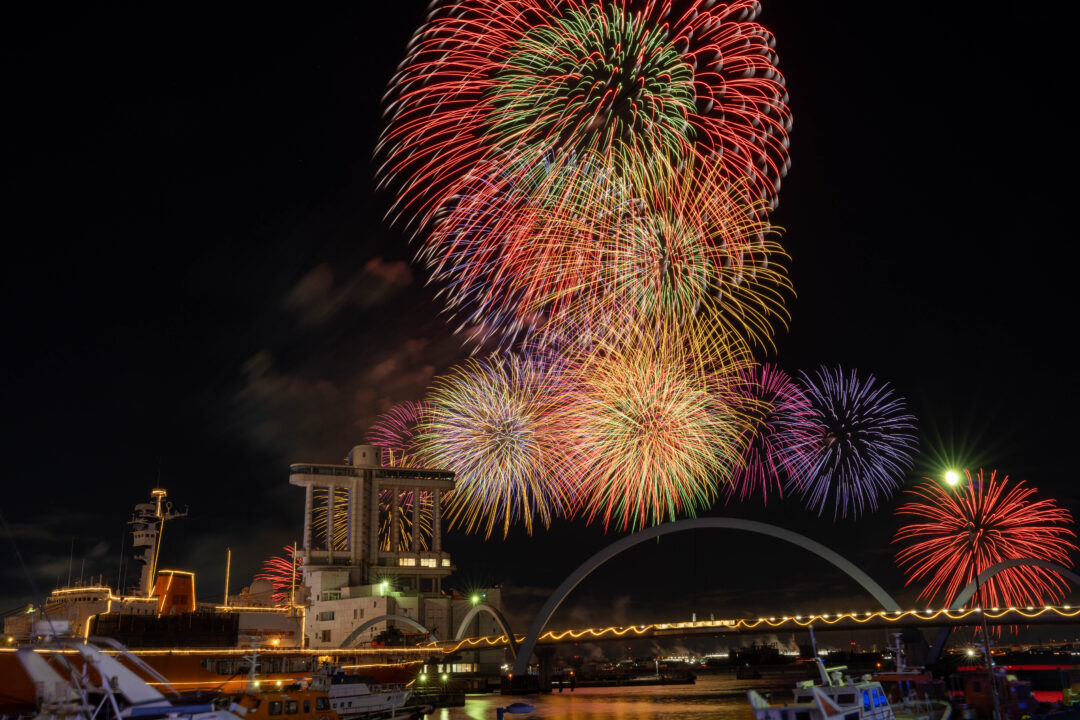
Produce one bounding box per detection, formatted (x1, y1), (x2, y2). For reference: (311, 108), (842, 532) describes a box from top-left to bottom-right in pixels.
(748, 658), (952, 720)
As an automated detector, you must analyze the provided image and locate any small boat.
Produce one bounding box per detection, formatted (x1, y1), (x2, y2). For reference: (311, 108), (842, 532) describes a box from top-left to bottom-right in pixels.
(748, 658), (951, 720)
(225, 648), (422, 720)
(311, 669), (413, 720)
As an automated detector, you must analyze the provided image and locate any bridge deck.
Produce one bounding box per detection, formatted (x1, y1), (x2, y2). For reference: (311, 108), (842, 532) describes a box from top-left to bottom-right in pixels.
(431, 605), (1080, 653)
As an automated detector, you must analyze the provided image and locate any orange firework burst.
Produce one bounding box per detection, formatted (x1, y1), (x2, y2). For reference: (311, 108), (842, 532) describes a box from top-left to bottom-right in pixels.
(553, 315), (755, 530)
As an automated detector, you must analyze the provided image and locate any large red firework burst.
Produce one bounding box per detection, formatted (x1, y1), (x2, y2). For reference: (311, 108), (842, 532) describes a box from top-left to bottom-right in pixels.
(381, 0), (789, 227)
(379, 0), (790, 338)
(894, 469), (1077, 609)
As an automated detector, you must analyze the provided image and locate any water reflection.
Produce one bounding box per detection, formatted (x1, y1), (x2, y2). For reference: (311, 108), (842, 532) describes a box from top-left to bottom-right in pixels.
(432, 671), (800, 719)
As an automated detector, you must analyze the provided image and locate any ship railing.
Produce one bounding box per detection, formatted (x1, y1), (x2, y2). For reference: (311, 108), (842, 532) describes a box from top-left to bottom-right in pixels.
(899, 696), (951, 720)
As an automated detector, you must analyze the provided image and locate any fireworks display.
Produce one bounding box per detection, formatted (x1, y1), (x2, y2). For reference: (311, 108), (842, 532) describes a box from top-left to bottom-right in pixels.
(367, 400), (429, 467)
(367, 401), (435, 550)
(792, 366), (918, 519)
(310, 486), (350, 551)
(895, 469), (1077, 609)
(554, 317), (753, 531)
(381, 0), (789, 229)
(417, 353), (569, 538)
(254, 545), (302, 606)
(725, 363), (819, 504)
(379, 0), (791, 341)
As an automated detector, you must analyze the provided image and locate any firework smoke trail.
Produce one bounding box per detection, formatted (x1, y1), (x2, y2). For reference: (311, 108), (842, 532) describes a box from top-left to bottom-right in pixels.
(792, 367), (918, 519)
(418, 353), (570, 538)
(554, 316), (754, 531)
(379, 0), (790, 339)
(254, 546), (302, 606)
(895, 470), (1077, 609)
(724, 363), (819, 504)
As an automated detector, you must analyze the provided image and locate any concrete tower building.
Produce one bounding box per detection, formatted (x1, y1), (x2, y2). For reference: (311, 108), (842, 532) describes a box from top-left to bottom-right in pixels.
(290, 444), (466, 648)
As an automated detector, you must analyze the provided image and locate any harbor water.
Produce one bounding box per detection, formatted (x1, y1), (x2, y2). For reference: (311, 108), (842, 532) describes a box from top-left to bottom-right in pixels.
(432, 669), (803, 719)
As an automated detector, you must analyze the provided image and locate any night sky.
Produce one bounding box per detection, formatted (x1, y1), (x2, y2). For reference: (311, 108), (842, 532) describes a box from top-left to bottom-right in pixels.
(3, 3), (1077, 647)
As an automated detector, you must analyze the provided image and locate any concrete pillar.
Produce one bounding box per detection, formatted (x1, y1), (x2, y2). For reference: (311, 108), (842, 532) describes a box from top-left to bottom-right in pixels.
(535, 646), (556, 692)
(411, 492), (420, 552)
(390, 486), (400, 553)
(327, 483), (336, 561)
(368, 477), (380, 570)
(351, 477), (363, 567)
(432, 490), (442, 553)
(303, 485), (313, 552)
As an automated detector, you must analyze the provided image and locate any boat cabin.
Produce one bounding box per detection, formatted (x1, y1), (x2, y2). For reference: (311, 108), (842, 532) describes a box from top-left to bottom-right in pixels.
(229, 688), (338, 720)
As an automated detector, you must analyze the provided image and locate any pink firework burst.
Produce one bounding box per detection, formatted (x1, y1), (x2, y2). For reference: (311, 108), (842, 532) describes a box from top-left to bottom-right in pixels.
(725, 363), (819, 505)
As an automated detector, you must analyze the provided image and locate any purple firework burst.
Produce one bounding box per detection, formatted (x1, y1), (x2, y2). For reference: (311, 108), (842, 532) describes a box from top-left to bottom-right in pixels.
(791, 366), (918, 518)
(726, 363), (819, 504)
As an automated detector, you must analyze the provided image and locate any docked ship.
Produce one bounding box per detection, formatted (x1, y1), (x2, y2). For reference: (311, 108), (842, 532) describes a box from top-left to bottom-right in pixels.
(1, 445), (507, 714)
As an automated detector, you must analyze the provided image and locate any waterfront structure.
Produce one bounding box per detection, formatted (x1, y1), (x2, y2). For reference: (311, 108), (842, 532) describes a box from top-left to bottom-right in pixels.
(2, 489), (304, 648)
(290, 445), (502, 650)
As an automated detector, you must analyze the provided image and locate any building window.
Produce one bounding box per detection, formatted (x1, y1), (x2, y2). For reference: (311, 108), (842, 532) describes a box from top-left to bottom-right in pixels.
(320, 630), (332, 642)
(420, 558), (436, 568)
(441, 559), (450, 567)
(322, 591), (341, 601)
(398, 558), (416, 567)
(286, 701), (298, 715)
(317, 611), (335, 621)
(268, 702), (282, 716)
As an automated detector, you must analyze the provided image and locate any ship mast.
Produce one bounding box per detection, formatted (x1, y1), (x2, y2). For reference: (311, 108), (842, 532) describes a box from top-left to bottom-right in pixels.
(128, 488), (188, 596)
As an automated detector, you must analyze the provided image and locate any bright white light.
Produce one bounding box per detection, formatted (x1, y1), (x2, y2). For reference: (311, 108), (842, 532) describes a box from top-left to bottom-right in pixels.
(945, 470), (961, 486)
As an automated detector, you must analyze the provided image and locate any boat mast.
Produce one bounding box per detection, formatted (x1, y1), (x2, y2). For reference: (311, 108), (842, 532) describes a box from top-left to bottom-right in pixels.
(224, 548), (232, 608)
(129, 488), (188, 596)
